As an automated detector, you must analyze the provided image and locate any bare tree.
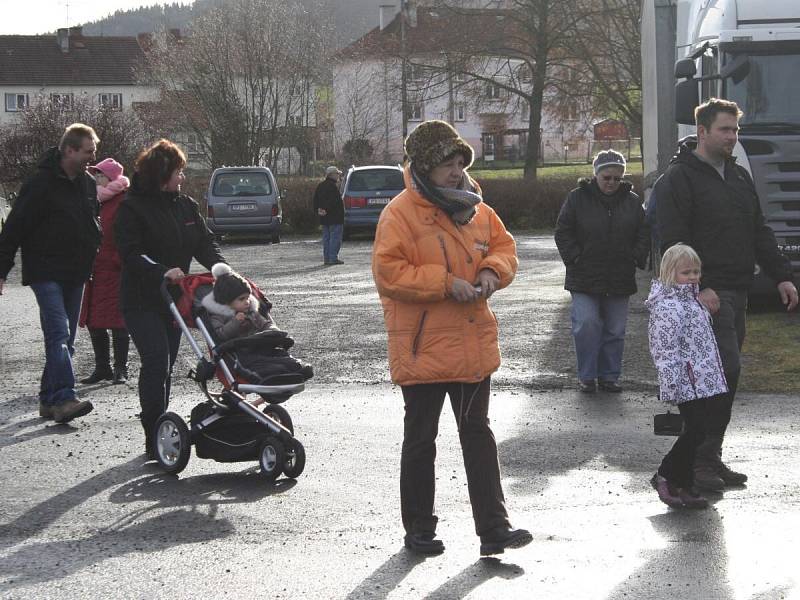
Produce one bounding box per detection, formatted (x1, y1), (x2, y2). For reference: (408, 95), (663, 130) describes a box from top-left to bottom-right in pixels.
(560, 0), (642, 131)
(405, 0), (592, 180)
(0, 96), (149, 187)
(141, 0), (332, 170)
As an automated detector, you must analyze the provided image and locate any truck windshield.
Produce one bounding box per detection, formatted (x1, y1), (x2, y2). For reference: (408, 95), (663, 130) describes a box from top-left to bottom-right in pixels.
(726, 52), (800, 131)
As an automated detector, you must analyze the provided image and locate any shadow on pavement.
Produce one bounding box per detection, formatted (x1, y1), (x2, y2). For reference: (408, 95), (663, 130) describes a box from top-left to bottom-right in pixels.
(0, 458), (294, 591)
(426, 557), (524, 599)
(0, 395), (82, 451)
(343, 549), (426, 600)
(605, 508), (732, 599)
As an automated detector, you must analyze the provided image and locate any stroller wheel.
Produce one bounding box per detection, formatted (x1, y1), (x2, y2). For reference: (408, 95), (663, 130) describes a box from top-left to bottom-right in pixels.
(262, 404), (294, 435)
(154, 412), (191, 474)
(283, 439), (306, 479)
(258, 436), (286, 481)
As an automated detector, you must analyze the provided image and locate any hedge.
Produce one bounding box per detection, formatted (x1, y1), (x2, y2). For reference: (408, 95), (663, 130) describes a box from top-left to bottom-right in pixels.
(182, 172), (644, 234)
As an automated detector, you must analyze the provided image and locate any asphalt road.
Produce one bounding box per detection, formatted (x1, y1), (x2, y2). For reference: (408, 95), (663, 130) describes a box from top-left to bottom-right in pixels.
(1, 234), (798, 599)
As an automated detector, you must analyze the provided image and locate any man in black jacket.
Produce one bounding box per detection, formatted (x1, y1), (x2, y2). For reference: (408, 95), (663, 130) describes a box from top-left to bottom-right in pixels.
(655, 98), (798, 490)
(313, 166), (344, 265)
(0, 123), (102, 423)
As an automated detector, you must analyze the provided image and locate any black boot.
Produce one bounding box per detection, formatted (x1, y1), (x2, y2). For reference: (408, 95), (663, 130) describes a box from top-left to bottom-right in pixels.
(112, 329), (130, 384)
(404, 532), (445, 555)
(81, 328), (113, 384)
(694, 435), (726, 492)
(479, 526), (533, 556)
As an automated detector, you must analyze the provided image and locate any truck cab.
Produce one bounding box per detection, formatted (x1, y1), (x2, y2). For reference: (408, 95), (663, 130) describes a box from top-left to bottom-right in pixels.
(642, 0), (800, 289)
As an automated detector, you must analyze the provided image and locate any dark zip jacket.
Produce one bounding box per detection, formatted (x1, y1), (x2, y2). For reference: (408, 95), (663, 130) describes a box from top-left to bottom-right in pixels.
(312, 177), (344, 225)
(114, 174), (225, 313)
(654, 140), (793, 290)
(0, 147), (100, 285)
(555, 178), (649, 296)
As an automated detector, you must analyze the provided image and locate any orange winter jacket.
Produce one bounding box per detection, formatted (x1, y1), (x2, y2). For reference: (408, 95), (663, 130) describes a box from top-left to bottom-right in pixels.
(372, 167), (518, 386)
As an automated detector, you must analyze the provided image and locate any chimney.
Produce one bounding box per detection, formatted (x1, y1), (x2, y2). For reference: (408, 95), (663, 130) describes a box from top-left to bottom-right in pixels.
(403, 0), (418, 28)
(57, 28), (69, 53)
(379, 4), (396, 31)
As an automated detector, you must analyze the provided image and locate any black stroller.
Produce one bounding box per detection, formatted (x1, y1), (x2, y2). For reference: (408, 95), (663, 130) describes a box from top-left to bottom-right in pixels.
(152, 273), (309, 480)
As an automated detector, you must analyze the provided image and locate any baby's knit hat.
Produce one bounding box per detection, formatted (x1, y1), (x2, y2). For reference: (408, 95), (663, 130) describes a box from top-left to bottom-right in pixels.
(212, 263), (251, 305)
(405, 120), (474, 176)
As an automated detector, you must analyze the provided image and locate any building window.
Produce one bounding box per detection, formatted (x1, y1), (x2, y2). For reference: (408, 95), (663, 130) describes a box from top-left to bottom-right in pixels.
(407, 100), (424, 122)
(288, 115), (304, 126)
(5, 93), (29, 112)
(408, 63), (426, 82)
(453, 71), (466, 83)
(486, 82), (504, 99)
(50, 93), (73, 110)
(455, 102), (466, 121)
(483, 135), (496, 156)
(565, 100), (579, 121)
(98, 93), (123, 110)
(184, 132), (202, 156)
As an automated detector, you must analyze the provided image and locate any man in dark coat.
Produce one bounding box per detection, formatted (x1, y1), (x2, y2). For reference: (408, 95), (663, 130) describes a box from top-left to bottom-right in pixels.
(655, 98), (798, 491)
(313, 165), (344, 265)
(0, 123), (102, 423)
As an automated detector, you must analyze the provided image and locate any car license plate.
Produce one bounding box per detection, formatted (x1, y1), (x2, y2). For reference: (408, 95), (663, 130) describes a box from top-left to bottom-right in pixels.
(367, 197), (390, 205)
(230, 203), (256, 211)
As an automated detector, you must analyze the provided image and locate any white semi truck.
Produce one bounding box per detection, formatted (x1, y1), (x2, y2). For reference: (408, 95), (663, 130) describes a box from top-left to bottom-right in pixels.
(641, 0), (800, 290)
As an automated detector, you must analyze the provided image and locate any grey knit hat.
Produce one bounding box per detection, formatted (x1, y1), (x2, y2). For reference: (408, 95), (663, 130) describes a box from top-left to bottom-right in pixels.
(211, 263), (251, 305)
(592, 150), (626, 175)
(405, 120), (474, 176)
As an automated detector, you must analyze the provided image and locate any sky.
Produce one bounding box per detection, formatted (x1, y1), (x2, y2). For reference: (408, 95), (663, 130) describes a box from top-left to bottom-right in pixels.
(0, 0), (184, 35)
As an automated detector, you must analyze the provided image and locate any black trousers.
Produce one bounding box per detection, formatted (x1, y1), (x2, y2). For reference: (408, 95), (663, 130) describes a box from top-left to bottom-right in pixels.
(124, 310), (181, 444)
(87, 327), (130, 369)
(710, 290), (747, 438)
(400, 377), (510, 537)
(658, 394), (728, 487)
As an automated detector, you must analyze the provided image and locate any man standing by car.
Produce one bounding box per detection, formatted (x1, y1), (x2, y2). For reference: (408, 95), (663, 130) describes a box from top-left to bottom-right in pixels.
(313, 166), (344, 265)
(655, 98), (798, 491)
(0, 123), (102, 424)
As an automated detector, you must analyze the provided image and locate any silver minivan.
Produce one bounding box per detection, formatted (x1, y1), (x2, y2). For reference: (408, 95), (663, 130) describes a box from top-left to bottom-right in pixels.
(205, 166), (281, 243)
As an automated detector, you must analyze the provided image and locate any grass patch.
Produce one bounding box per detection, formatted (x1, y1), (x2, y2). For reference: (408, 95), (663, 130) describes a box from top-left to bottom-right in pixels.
(472, 161), (644, 180)
(739, 310), (800, 393)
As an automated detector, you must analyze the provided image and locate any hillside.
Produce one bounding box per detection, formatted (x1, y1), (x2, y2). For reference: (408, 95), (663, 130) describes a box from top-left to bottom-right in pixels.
(80, 0), (385, 48)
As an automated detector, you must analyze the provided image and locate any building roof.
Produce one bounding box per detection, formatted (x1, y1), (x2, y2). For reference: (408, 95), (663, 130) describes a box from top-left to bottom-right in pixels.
(336, 6), (521, 61)
(0, 29), (146, 86)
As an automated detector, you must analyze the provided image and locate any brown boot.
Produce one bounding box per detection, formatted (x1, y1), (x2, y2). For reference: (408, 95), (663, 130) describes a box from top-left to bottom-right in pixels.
(52, 399), (94, 424)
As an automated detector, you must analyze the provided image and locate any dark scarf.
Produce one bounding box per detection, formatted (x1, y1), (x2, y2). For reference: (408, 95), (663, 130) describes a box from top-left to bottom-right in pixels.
(410, 165), (482, 225)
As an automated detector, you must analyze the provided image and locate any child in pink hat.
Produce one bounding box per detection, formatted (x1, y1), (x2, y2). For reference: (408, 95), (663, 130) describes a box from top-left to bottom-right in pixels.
(78, 158), (131, 384)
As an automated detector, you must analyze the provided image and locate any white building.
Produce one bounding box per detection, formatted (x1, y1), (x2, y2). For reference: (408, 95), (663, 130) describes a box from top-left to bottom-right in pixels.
(0, 27), (159, 128)
(333, 2), (596, 165)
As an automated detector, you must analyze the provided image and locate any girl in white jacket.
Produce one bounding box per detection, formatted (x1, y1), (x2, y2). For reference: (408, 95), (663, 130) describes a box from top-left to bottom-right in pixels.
(645, 244), (728, 509)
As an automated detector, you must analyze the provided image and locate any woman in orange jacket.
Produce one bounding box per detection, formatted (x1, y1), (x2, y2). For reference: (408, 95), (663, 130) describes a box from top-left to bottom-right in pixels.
(372, 120), (532, 557)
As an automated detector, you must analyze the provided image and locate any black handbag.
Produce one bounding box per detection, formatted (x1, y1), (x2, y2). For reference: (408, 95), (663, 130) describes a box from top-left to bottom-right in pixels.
(654, 410), (683, 436)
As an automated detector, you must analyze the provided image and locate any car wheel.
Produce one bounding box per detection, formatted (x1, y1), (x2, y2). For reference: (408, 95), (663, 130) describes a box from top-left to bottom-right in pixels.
(154, 412), (191, 474)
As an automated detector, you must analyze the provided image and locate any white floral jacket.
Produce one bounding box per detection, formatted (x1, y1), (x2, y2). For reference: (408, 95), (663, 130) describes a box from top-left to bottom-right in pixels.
(645, 280), (728, 404)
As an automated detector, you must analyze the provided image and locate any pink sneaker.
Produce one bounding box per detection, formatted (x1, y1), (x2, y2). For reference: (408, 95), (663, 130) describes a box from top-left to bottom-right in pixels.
(650, 473), (683, 508)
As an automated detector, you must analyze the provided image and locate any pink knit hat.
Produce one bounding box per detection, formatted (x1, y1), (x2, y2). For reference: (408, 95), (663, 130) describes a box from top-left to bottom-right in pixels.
(88, 157), (124, 182)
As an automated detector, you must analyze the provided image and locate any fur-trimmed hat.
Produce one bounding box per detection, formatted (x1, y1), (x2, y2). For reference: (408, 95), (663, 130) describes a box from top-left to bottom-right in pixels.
(405, 120), (474, 176)
(211, 263), (251, 305)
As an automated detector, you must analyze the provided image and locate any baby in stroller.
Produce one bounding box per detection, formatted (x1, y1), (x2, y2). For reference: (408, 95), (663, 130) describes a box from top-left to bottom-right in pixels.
(201, 263), (313, 404)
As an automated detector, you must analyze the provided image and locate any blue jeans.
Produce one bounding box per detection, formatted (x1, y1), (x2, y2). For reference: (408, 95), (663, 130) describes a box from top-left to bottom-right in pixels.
(569, 292), (630, 382)
(30, 280), (84, 406)
(322, 223), (343, 263)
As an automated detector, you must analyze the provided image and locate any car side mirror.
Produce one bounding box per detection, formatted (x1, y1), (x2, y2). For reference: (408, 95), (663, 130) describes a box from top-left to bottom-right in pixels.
(675, 78), (699, 125)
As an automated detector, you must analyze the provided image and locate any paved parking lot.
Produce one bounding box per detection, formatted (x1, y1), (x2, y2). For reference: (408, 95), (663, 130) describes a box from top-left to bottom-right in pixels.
(1, 234), (797, 599)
